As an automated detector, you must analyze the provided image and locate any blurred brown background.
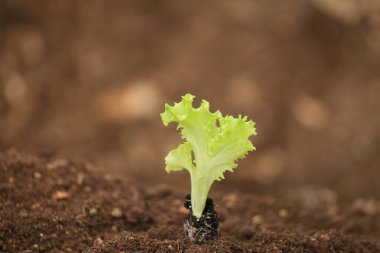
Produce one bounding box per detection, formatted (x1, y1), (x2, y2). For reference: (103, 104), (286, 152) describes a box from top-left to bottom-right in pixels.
(0, 0), (379, 200)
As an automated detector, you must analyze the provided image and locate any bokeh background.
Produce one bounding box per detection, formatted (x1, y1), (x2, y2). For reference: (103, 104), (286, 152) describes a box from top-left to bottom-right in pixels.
(0, 0), (379, 201)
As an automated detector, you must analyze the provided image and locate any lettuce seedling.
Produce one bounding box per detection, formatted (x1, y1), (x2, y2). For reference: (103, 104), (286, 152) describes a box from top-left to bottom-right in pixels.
(161, 94), (257, 220)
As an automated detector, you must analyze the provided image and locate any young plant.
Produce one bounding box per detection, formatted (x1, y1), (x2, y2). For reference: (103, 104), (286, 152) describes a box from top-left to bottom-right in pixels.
(161, 93), (257, 242)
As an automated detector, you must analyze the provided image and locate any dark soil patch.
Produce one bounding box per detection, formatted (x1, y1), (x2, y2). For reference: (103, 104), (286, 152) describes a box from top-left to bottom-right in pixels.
(183, 195), (219, 243)
(0, 149), (152, 252)
(1, 150), (379, 252)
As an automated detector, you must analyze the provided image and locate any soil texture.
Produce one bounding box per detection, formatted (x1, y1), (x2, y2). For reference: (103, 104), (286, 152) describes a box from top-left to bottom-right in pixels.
(1, 150), (379, 252)
(1, 1), (380, 252)
(183, 195), (219, 244)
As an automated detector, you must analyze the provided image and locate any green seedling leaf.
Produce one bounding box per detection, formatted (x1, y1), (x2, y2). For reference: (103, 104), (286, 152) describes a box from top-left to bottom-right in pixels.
(161, 94), (257, 218)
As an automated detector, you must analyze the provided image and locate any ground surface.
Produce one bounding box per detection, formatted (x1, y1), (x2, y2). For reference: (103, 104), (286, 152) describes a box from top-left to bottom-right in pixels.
(1, 0), (380, 201)
(1, 1), (380, 252)
(1, 150), (379, 252)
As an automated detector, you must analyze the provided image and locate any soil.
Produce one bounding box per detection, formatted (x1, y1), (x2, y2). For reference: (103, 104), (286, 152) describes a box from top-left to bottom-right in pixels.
(183, 195), (219, 243)
(1, 149), (379, 252)
(1, 1), (380, 252)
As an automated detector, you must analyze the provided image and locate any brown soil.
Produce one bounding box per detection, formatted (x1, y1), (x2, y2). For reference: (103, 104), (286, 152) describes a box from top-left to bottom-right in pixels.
(1, 150), (379, 252)
(1, 1), (380, 252)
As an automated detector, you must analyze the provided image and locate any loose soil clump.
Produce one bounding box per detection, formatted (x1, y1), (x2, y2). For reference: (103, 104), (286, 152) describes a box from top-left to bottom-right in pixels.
(183, 195), (219, 243)
(1, 150), (379, 252)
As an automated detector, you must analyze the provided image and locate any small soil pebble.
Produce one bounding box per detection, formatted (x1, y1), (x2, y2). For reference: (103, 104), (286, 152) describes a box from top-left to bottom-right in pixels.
(52, 190), (69, 200)
(111, 208), (123, 218)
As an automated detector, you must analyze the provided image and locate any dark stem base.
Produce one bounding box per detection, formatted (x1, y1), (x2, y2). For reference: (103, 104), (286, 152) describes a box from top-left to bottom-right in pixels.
(183, 194), (219, 243)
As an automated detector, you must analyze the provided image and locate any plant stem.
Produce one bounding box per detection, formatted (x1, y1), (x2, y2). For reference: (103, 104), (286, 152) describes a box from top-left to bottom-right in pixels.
(190, 172), (212, 219)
